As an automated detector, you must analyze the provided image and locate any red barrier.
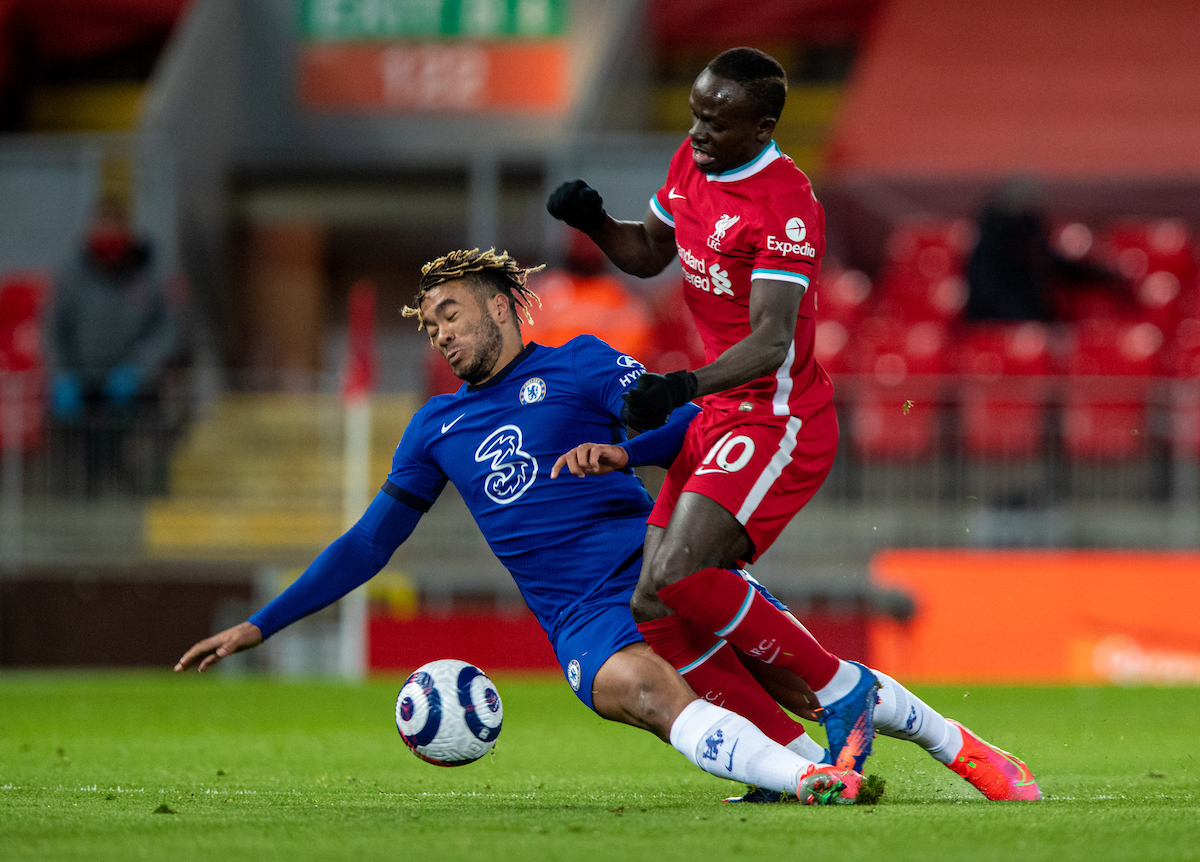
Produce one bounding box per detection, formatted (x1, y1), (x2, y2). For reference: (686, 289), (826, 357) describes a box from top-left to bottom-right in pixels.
(368, 606), (873, 676)
(870, 550), (1200, 684)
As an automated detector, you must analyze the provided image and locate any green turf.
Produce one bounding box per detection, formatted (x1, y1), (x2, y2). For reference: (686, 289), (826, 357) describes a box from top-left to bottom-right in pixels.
(1, 673), (1197, 861)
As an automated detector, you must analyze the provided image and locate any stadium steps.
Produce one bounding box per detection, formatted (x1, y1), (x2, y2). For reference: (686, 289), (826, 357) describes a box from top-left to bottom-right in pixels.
(144, 392), (421, 559)
(25, 83), (147, 133)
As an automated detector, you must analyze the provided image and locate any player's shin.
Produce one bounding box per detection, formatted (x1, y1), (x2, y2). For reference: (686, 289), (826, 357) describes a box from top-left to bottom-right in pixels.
(657, 567), (840, 688)
(871, 670), (962, 763)
(787, 731), (830, 763)
(637, 614), (812, 748)
(668, 700), (814, 794)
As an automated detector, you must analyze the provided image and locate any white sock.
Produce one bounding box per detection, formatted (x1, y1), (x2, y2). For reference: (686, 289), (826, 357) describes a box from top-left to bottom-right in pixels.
(786, 732), (830, 764)
(871, 670), (964, 764)
(669, 700), (818, 794)
(814, 659), (863, 706)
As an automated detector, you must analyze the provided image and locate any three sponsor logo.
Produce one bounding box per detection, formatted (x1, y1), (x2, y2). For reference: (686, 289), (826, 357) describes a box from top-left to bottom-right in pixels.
(475, 425), (538, 505)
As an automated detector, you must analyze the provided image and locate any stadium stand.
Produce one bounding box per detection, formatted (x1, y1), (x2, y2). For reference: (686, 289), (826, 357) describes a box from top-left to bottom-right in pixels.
(0, 272), (48, 452)
(955, 323), (1053, 459)
(4, 0), (1200, 672)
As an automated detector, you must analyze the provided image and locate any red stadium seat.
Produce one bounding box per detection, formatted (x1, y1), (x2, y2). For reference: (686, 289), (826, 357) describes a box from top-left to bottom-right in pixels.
(1100, 219), (1198, 335)
(816, 266), (873, 326)
(1167, 318), (1200, 457)
(1169, 318), (1200, 380)
(1062, 319), (1164, 460)
(1047, 220), (1140, 325)
(814, 319), (856, 375)
(851, 319), (947, 460)
(0, 273), (49, 452)
(956, 323), (1053, 458)
(876, 219), (972, 324)
(884, 219), (975, 271)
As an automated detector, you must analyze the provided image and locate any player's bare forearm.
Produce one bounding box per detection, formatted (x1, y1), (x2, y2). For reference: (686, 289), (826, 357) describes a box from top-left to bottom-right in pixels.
(174, 621), (263, 673)
(692, 279), (805, 397)
(693, 326), (792, 396)
(551, 442), (629, 478)
(588, 212), (677, 279)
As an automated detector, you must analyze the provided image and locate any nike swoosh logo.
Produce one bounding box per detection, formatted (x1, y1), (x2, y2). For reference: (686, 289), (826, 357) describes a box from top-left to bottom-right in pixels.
(725, 738), (739, 772)
(668, 188), (686, 200)
(694, 466), (728, 476)
(441, 414), (466, 434)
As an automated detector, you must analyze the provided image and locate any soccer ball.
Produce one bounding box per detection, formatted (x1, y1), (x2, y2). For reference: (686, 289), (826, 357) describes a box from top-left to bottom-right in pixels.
(395, 659), (503, 766)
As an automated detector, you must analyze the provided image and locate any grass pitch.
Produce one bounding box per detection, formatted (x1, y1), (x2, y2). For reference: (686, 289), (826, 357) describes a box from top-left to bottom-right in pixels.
(1, 673), (1197, 861)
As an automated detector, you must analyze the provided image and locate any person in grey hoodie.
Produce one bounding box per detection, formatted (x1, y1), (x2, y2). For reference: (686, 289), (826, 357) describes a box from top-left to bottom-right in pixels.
(47, 196), (179, 494)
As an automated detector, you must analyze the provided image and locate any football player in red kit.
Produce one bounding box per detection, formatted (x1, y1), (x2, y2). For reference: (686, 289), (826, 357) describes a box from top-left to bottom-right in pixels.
(548, 47), (1041, 802)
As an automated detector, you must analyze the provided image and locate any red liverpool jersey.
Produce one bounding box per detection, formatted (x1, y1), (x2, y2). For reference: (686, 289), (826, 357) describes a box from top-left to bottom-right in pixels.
(650, 139), (834, 418)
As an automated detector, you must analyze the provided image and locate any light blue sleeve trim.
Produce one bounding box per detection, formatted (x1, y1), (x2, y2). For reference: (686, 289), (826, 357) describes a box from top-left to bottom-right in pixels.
(751, 268), (811, 288)
(649, 195), (675, 228)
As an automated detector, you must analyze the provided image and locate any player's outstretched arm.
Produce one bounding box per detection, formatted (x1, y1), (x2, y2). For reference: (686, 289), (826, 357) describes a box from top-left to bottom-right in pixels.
(172, 491), (423, 674)
(547, 180), (677, 278)
(174, 622), (262, 673)
(551, 442), (629, 478)
(553, 401), (699, 475)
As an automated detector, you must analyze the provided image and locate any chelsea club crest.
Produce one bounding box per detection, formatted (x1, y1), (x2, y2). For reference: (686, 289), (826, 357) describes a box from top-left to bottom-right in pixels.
(519, 377), (547, 405)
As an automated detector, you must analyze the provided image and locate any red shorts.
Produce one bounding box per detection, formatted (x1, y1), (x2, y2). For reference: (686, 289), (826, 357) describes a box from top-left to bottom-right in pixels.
(647, 403), (839, 562)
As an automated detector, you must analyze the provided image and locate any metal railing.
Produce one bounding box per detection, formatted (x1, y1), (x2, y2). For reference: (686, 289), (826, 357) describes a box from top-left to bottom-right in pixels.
(0, 371), (1196, 577)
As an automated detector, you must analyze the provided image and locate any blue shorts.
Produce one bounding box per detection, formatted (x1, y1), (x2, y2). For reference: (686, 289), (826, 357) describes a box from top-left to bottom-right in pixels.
(548, 564), (788, 712)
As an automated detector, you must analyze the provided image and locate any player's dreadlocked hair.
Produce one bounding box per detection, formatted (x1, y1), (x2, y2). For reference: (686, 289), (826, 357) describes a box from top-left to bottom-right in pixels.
(401, 248), (543, 330)
(706, 47), (787, 121)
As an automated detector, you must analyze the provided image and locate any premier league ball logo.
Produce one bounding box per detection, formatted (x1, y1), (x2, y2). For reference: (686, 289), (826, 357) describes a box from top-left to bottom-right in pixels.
(395, 659), (504, 767)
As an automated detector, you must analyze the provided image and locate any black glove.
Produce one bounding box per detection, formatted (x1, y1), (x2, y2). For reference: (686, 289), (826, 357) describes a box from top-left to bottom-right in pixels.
(547, 180), (606, 232)
(620, 370), (698, 431)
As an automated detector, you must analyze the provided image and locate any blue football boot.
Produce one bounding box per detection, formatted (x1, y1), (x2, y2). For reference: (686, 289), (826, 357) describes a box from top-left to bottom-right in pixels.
(818, 661), (880, 772)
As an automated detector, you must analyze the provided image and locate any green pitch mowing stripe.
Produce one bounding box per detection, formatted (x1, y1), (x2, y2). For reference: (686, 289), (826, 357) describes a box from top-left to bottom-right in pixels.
(1, 673), (1197, 862)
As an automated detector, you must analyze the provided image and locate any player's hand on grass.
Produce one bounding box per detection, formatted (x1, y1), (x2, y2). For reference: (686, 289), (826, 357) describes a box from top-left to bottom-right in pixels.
(174, 621), (263, 673)
(620, 370), (698, 431)
(551, 442), (629, 479)
(547, 180), (606, 232)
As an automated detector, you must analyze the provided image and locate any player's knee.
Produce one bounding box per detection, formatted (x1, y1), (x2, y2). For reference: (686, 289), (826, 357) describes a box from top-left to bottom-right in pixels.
(628, 666), (692, 737)
(630, 584), (669, 623)
(643, 549), (689, 595)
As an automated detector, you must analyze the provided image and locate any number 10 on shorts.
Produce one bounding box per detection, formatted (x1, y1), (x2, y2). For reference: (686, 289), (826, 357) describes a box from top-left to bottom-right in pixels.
(697, 432), (756, 475)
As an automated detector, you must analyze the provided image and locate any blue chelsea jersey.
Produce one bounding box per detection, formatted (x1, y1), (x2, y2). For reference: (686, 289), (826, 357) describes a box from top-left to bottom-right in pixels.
(384, 336), (651, 635)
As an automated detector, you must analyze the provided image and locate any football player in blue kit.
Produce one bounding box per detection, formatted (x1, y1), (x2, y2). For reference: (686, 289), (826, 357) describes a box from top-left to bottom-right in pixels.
(175, 248), (864, 805)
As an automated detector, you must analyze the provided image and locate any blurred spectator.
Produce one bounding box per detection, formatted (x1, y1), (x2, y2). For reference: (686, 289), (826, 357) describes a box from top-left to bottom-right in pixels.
(531, 233), (653, 361)
(46, 196), (180, 494)
(965, 178), (1122, 322)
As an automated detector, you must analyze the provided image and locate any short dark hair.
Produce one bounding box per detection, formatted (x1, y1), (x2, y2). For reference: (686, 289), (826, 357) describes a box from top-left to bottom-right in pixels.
(705, 47), (787, 121)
